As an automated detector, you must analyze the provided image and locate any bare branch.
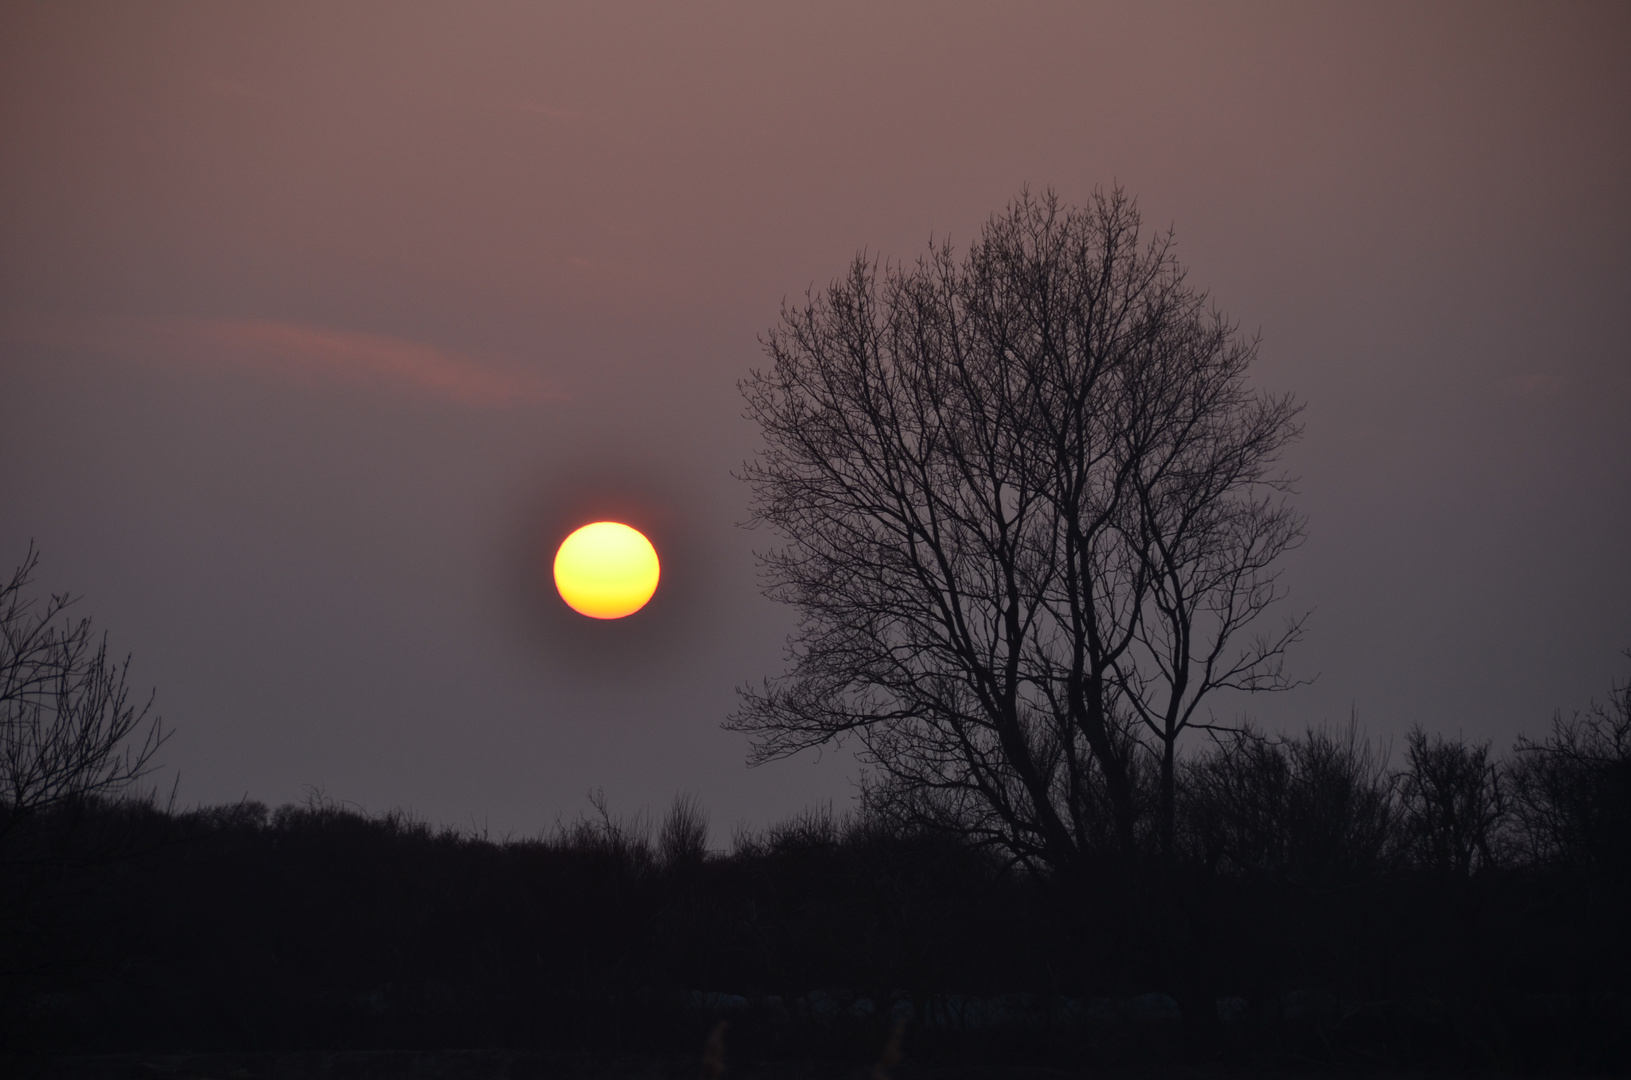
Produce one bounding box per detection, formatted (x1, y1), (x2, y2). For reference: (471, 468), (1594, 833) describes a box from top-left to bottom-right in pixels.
(1, 543), (168, 841)
(729, 188), (1305, 871)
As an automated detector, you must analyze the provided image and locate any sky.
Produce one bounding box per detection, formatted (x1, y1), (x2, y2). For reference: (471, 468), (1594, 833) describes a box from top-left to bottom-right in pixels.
(2, 2), (1627, 841)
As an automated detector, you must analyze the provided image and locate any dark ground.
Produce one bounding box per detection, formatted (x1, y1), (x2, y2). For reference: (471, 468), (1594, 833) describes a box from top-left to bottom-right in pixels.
(5, 684), (1628, 1078)
(1, 1050), (1596, 1080)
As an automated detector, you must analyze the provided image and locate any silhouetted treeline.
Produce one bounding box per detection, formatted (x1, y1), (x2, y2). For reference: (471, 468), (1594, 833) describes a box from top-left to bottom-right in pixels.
(3, 675), (1628, 1074)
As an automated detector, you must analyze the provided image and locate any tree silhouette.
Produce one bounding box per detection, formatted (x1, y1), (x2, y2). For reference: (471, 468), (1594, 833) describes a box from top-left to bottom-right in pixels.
(1398, 725), (1506, 877)
(731, 189), (1305, 871)
(0, 543), (165, 837)
(1507, 657), (1631, 875)
(0, 544), (167, 1023)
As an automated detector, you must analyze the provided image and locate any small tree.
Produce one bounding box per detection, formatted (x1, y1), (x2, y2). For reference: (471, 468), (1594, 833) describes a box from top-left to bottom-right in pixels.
(731, 189), (1305, 872)
(0, 545), (167, 1027)
(1507, 656), (1631, 875)
(1179, 722), (1398, 883)
(0, 544), (166, 839)
(1397, 725), (1506, 877)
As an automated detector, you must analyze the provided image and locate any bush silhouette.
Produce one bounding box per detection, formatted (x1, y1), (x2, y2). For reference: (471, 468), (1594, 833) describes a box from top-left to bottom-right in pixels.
(7, 660), (1631, 1073)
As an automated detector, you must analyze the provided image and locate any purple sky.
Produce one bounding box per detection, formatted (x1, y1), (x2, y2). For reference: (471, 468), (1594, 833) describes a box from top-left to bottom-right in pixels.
(3, 2), (1627, 840)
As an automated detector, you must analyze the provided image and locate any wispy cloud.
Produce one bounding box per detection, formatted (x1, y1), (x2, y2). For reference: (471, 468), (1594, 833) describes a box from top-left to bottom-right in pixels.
(180, 320), (562, 408)
(204, 78), (271, 102)
(1498, 373), (1564, 399)
(2, 313), (561, 409)
(518, 100), (579, 121)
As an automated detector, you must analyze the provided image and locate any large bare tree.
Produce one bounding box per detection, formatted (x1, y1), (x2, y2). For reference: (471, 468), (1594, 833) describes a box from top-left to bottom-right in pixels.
(730, 189), (1305, 871)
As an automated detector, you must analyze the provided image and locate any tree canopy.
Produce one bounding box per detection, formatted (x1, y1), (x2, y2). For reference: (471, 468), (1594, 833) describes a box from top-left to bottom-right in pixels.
(731, 189), (1305, 870)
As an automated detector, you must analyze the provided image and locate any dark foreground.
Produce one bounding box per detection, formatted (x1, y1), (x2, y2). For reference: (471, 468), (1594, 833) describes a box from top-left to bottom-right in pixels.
(4, 687), (1628, 1075)
(3, 1051), (1604, 1080)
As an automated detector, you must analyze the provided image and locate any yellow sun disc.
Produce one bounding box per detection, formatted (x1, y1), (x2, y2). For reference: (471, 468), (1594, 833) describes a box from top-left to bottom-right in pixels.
(553, 522), (660, 619)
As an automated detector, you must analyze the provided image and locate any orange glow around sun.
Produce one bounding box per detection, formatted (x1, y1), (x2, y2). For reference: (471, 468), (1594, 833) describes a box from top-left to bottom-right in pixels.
(553, 522), (660, 619)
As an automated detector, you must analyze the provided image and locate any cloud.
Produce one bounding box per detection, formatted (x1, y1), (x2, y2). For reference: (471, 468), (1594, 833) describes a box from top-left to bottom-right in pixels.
(1, 314), (561, 409)
(178, 320), (562, 408)
(1498, 374), (1564, 399)
(204, 78), (271, 102)
(518, 100), (579, 121)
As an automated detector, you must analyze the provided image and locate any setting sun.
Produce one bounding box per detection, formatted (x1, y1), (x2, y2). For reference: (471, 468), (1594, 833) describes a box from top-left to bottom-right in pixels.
(552, 522), (660, 619)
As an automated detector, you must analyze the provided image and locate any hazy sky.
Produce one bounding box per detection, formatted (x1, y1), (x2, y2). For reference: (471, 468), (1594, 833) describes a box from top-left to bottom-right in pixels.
(3, 2), (1627, 840)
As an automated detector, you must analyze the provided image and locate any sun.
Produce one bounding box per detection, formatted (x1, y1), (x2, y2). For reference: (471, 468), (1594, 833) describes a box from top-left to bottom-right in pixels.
(552, 522), (660, 619)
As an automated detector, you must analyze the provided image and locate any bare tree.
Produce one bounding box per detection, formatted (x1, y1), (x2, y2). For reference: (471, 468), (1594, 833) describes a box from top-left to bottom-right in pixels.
(658, 792), (710, 867)
(730, 189), (1304, 872)
(1507, 655), (1631, 872)
(0, 543), (166, 840)
(1397, 725), (1507, 877)
(1178, 721), (1399, 883)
